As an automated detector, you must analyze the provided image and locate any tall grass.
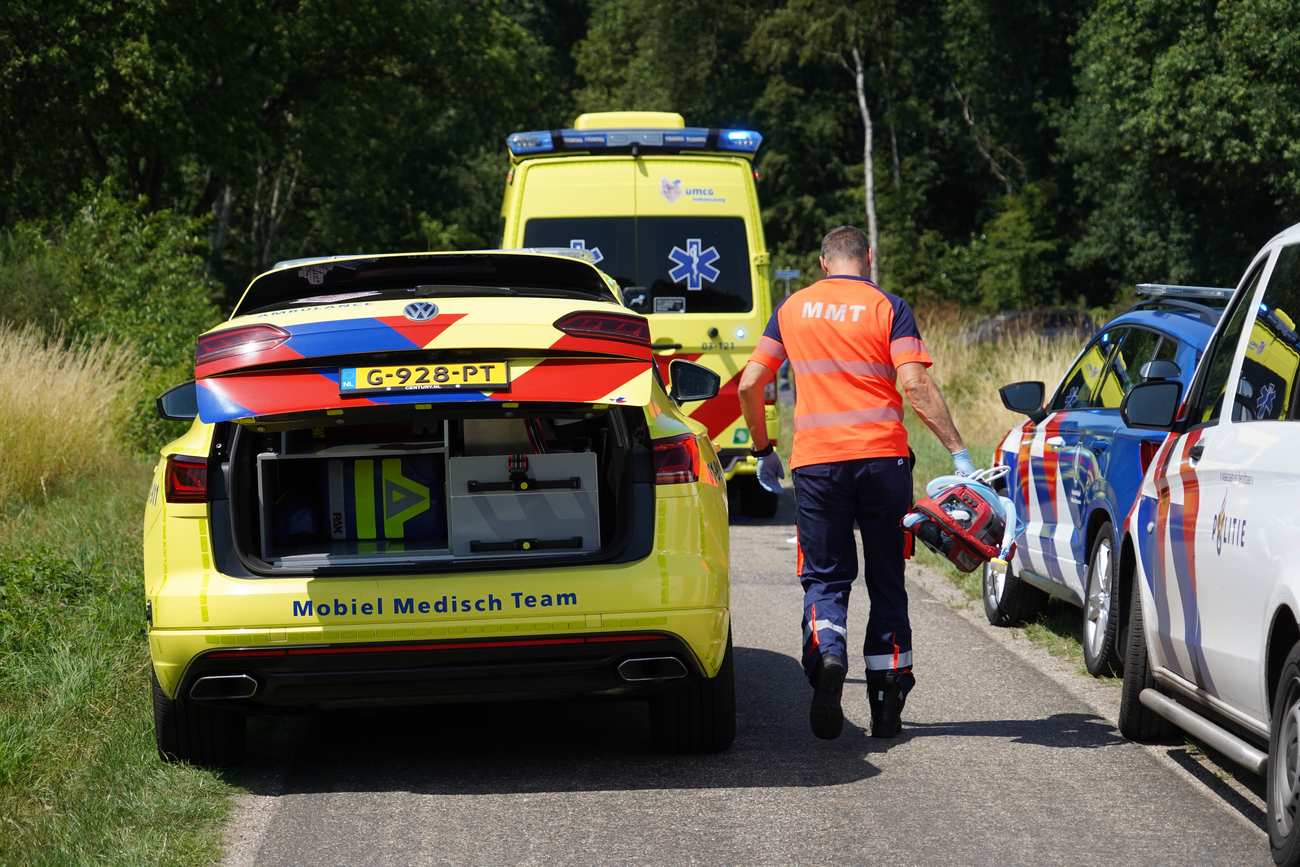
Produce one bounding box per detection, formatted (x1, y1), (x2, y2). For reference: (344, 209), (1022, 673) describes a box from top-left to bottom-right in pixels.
(917, 307), (1082, 458)
(0, 324), (137, 505)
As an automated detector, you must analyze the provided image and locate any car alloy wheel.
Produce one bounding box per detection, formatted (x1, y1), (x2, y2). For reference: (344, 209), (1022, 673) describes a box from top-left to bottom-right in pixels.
(1272, 674), (1300, 840)
(1084, 536), (1113, 662)
(982, 559), (1006, 613)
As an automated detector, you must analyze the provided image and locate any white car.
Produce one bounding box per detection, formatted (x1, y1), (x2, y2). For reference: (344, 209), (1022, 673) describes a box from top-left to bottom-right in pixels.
(1117, 223), (1300, 865)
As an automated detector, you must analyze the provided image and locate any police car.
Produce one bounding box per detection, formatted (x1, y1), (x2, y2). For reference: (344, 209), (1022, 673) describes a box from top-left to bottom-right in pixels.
(145, 251), (734, 766)
(989, 286), (1224, 676)
(1113, 225), (1300, 865)
(500, 112), (780, 517)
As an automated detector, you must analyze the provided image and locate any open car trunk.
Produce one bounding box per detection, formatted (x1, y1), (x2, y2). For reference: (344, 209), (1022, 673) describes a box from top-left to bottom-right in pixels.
(215, 403), (653, 576)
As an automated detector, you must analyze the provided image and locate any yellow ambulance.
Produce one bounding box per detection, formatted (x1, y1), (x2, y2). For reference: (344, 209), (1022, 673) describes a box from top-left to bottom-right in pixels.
(501, 111), (780, 516)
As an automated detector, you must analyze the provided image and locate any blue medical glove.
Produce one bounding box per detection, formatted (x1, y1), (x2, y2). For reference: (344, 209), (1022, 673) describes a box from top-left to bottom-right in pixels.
(951, 447), (976, 476)
(755, 448), (785, 494)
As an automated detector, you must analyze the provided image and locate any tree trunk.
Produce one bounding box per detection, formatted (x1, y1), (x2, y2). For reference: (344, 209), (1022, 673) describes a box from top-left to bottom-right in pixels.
(851, 47), (879, 283)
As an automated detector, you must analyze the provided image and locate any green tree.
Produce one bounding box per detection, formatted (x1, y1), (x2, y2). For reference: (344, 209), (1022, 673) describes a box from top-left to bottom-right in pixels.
(1063, 0), (1300, 292)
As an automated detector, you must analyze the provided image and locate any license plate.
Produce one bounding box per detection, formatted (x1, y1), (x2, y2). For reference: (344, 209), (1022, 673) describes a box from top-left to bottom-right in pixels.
(340, 361), (510, 394)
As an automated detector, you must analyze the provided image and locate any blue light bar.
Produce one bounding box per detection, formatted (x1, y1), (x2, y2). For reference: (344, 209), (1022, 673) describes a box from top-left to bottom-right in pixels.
(717, 129), (763, 152)
(505, 126), (763, 157)
(506, 130), (554, 155)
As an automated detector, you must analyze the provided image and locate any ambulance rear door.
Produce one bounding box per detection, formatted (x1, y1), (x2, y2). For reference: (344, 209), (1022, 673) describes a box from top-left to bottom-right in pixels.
(630, 155), (772, 460)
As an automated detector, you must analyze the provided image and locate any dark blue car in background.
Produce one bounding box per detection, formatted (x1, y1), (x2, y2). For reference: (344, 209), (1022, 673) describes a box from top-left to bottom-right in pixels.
(987, 284), (1229, 676)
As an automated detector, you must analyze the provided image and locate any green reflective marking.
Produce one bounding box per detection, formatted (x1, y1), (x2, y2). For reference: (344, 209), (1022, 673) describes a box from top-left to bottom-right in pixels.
(382, 458), (430, 539)
(354, 459), (376, 540)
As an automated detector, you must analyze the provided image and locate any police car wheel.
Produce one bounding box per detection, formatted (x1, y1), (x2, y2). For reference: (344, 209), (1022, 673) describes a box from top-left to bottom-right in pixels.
(152, 671), (246, 767)
(1117, 576), (1177, 742)
(1082, 524), (1121, 677)
(732, 475), (779, 519)
(981, 557), (1045, 627)
(649, 629), (736, 753)
(1268, 643), (1300, 866)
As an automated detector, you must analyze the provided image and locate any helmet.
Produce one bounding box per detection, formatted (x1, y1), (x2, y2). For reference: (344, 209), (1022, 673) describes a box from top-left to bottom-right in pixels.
(902, 467), (1019, 573)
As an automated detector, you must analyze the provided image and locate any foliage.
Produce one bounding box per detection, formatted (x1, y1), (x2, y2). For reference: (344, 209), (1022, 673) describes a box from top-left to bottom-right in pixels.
(4, 0), (1300, 313)
(0, 184), (219, 452)
(1062, 0), (1300, 293)
(0, 467), (234, 865)
(0, 0), (555, 294)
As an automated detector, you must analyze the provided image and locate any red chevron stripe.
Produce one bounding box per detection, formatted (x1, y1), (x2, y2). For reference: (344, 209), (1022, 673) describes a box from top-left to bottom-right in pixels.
(688, 370), (743, 439)
(374, 313), (465, 349)
(490, 358), (648, 403)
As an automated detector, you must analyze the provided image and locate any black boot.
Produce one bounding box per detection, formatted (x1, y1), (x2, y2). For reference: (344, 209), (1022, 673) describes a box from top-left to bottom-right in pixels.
(867, 672), (912, 738)
(810, 656), (847, 740)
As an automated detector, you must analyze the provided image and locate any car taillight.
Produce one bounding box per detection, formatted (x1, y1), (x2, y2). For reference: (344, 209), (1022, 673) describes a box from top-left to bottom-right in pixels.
(554, 311), (650, 346)
(1139, 440), (1160, 475)
(652, 433), (700, 485)
(165, 455), (208, 503)
(196, 324), (290, 366)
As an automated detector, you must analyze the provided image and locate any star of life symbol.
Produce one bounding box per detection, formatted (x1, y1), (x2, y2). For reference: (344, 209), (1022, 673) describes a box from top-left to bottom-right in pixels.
(1257, 381), (1278, 418)
(569, 239), (603, 264)
(667, 238), (721, 291)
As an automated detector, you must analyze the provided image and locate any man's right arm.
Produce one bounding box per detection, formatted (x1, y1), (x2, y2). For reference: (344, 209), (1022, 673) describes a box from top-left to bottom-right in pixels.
(897, 361), (966, 454)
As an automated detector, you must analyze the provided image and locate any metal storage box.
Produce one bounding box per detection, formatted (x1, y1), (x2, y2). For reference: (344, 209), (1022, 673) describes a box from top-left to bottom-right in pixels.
(447, 453), (600, 556)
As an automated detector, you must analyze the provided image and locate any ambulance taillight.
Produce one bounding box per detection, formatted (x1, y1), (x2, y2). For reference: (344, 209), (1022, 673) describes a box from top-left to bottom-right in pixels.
(165, 455), (208, 504)
(652, 434), (700, 485)
(196, 324), (290, 366)
(553, 311), (650, 347)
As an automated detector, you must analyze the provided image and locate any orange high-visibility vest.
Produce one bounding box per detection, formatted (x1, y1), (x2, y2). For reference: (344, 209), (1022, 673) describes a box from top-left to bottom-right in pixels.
(748, 275), (932, 469)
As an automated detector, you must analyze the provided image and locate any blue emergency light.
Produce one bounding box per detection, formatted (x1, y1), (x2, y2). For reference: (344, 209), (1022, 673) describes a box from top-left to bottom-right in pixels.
(506, 126), (763, 158)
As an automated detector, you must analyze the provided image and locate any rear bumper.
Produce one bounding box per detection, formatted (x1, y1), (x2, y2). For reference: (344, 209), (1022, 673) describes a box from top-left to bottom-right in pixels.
(173, 632), (702, 710)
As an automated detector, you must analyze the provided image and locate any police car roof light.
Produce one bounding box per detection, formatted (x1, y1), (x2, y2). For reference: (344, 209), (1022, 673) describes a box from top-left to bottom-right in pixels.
(505, 127), (763, 157)
(1135, 283), (1234, 302)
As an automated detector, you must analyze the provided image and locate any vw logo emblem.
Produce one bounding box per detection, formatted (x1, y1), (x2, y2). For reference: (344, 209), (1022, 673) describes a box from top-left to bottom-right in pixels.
(403, 301), (438, 322)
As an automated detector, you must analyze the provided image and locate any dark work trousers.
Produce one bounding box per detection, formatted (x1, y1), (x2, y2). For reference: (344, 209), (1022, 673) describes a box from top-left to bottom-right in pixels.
(793, 456), (915, 689)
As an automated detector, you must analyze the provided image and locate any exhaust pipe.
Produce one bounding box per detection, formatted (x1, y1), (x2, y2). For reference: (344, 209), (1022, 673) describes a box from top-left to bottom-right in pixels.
(190, 674), (258, 701)
(618, 656), (688, 682)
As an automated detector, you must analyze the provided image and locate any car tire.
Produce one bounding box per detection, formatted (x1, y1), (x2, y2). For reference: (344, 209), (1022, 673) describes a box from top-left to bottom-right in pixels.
(152, 671), (246, 767)
(981, 556), (1046, 626)
(1082, 522), (1122, 676)
(1117, 575), (1177, 742)
(1268, 643), (1300, 866)
(731, 474), (779, 519)
(650, 629), (736, 753)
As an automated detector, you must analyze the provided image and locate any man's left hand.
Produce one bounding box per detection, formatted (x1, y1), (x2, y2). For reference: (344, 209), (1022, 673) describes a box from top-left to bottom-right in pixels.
(951, 448), (976, 476)
(756, 450), (785, 493)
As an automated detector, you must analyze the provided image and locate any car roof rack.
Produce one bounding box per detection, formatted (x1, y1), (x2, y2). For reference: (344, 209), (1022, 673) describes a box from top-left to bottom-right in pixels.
(1136, 283), (1234, 302)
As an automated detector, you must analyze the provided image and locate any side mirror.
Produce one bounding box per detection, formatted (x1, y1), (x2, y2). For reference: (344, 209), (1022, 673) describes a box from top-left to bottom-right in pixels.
(156, 381), (198, 421)
(999, 381), (1046, 421)
(668, 359), (720, 403)
(1139, 359), (1181, 382)
(1121, 380), (1183, 430)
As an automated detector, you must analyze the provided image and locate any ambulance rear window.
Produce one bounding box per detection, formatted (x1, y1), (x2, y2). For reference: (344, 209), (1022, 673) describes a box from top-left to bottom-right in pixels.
(522, 216), (753, 314)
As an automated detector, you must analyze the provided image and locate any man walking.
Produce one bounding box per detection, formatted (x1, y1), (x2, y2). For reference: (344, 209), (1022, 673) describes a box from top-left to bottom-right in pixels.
(737, 226), (972, 740)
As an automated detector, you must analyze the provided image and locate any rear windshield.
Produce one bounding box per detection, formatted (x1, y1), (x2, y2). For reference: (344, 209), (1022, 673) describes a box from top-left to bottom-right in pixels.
(235, 253), (617, 316)
(522, 216), (753, 314)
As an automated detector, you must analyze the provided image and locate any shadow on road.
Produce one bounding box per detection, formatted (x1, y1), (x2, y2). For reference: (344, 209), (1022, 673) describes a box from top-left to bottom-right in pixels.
(901, 713), (1125, 749)
(234, 645), (886, 797)
(727, 488), (796, 527)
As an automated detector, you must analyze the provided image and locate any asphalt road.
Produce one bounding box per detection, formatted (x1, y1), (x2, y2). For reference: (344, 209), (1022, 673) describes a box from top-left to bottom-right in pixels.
(225, 495), (1268, 866)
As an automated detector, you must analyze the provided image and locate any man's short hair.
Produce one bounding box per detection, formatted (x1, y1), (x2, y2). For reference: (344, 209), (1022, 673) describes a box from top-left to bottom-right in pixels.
(821, 226), (870, 262)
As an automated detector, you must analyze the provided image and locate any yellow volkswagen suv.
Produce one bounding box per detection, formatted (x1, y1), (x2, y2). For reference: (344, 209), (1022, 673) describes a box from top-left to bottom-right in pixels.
(501, 111), (780, 516)
(145, 251), (733, 765)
